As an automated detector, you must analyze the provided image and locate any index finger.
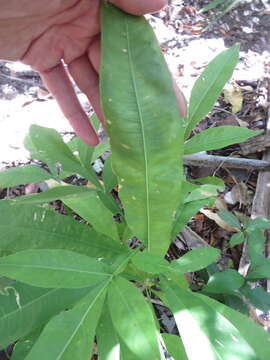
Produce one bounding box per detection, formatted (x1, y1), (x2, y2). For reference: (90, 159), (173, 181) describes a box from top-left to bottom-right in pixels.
(40, 62), (99, 146)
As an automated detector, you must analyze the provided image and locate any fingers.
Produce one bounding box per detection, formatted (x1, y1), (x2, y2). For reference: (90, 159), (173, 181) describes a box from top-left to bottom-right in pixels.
(172, 78), (187, 118)
(109, 0), (167, 15)
(40, 62), (99, 146)
(88, 35), (100, 73)
(68, 54), (105, 128)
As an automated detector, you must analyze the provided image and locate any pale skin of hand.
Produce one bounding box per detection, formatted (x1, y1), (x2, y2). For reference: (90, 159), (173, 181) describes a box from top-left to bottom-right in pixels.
(0, 0), (185, 146)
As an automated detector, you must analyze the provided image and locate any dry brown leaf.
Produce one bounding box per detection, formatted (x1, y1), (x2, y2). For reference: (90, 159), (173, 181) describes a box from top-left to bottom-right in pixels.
(231, 182), (252, 207)
(223, 84), (243, 114)
(236, 117), (249, 128)
(215, 197), (228, 210)
(200, 208), (240, 233)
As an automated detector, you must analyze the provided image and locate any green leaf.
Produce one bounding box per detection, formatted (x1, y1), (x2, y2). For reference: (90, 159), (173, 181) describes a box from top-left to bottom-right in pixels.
(10, 329), (41, 360)
(0, 165), (51, 189)
(108, 276), (162, 359)
(162, 333), (188, 360)
(0, 249), (110, 288)
(192, 176), (225, 190)
(246, 217), (270, 232)
(240, 286), (270, 312)
(204, 269), (245, 294)
(68, 136), (109, 169)
(247, 229), (265, 267)
(161, 278), (262, 360)
(230, 232), (245, 247)
(184, 126), (261, 154)
(92, 140), (110, 164)
(196, 292), (270, 360)
(96, 301), (121, 360)
(0, 282), (91, 349)
(199, 0), (227, 12)
(223, 294), (249, 315)
(184, 184), (221, 202)
(172, 198), (215, 239)
(103, 155), (118, 193)
(185, 45), (240, 139)
(101, 3), (184, 256)
(132, 252), (169, 274)
(121, 263), (149, 283)
(0, 202), (124, 258)
(68, 136), (94, 168)
(170, 247), (220, 273)
(247, 259), (270, 280)
(63, 191), (120, 242)
(25, 125), (100, 188)
(11, 185), (94, 204)
(98, 190), (121, 214)
(25, 282), (107, 360)
(120, 339), (138, 360)
(219, 210), (241, 229)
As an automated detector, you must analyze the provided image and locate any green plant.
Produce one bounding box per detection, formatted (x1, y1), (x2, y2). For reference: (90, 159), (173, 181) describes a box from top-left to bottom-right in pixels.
(199, 210), (270, 316)
(199, 0), (243, 18)
(0, 3), (269, 359)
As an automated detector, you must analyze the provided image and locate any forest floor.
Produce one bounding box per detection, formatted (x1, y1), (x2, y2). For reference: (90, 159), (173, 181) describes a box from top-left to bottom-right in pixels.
(0, 0), (270, 358)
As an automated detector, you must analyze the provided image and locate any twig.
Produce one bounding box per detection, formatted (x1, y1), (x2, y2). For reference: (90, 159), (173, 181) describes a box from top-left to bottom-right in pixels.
(183, 153), (270, 171)
(178, 226), (209, 249)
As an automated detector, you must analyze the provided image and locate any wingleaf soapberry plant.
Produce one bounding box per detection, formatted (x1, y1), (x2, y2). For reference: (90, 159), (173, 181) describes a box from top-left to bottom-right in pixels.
(0, 3), (269, 360)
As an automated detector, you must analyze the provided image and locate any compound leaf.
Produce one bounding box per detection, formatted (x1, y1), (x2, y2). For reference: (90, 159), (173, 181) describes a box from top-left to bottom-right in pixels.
(25, 282), (107, 360)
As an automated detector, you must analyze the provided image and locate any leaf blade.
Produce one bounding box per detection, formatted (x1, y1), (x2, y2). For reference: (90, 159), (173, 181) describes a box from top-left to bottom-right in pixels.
(170, 247), (220, 273)
(161, 278), (259, 360)
(186, 45), (240, 139)
(25, 282), (107, 360)
(184, 126), (261, 154)
(0, 202), (124, 258)
(108, 276), (162, 359)
(63, 191), (120, 242)
(204, 269), (245, 294)
(101, 3), (184, 256)
(0, 165), (51, 188)
(0, 282), (91, 349)
(0, 249), (110, 288)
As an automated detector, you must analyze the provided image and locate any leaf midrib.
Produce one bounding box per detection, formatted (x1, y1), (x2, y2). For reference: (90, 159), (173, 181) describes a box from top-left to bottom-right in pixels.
(55, 282), (108, 360)
(0, 263), (109, 276)
(125, 18), (151, 250)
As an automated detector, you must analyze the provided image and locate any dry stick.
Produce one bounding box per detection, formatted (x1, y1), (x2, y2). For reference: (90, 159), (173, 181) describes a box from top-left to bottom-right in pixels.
(238, 78), (270, 329)
(179, 226), (209, 249)
(183, 153), (270, 171)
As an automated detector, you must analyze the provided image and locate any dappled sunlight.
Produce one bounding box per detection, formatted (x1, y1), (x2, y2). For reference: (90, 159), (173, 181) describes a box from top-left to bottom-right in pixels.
(173, 297), (258, 360)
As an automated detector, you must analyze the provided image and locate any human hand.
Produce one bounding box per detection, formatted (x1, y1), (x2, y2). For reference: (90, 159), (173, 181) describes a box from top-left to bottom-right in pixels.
(0, 0), (185, 145)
